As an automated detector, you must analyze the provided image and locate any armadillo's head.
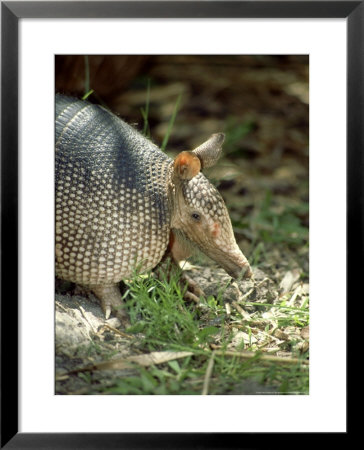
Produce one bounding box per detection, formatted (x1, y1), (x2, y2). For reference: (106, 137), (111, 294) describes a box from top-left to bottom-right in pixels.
(169, 133), (252, 280)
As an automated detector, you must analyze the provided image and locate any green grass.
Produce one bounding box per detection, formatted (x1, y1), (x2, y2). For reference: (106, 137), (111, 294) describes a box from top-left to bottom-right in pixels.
(93, 266), (310, 395)
(160, 92), (182, 151)
(84, 55), (91, 95)
(124, 271), (200, 347)
(223, 116), (255, 157)
(140, 78), (151, 137)
(249, 190), (308, 248)
(140, 80), (182, 150)
(82, 89), (94, 101)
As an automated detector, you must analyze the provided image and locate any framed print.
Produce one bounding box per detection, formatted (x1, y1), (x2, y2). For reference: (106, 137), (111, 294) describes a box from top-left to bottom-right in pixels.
(1, 0), (357, 447)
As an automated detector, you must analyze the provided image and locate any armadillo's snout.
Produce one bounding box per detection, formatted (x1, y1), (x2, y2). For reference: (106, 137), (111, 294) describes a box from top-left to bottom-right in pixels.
(219, 249), (253, 280)
(224, 260), (253, 280)
(202, 244), (253, 280)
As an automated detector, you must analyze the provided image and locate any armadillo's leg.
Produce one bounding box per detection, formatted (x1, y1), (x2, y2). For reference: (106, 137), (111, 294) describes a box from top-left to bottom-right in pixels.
(91, 284), (130, 325)
(179, 272), (205, 303)
(155, 257), (203, 303)
(73, 284), (91, 296)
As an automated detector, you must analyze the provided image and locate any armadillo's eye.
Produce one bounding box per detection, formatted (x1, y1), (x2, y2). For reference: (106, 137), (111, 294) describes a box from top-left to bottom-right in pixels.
(191, 212), (201, 221)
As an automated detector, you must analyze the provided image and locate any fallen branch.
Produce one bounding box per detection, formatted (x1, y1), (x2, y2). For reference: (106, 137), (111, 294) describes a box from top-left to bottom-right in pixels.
(231, 300), (251, 320)
(59, 345), (308, 380)
(210, 346), (309, 366)
(64, 350), (193, 375)
(201, 351), (216, 395)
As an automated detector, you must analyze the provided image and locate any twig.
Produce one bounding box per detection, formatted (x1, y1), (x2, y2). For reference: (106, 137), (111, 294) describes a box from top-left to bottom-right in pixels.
(104, 323), (133, 339)
(244, 301), (308, 313)
(55, 301), (69, 313)
(255, 278), (270, 288)
(202, 351), (216, 395)
(66, 351), (193, 374)
(231, 301), (251, 320)
(78, 305), (97, 334)
(210, 346), (308, 366)
(231, 281), (254, 303)
(240, 287), (255, 301)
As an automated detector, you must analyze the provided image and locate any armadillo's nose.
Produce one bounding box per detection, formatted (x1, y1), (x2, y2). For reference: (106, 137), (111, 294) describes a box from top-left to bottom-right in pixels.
(205, 245), (253, 280)
(224, 261), (253, 280)
(220, 245), (253, 280)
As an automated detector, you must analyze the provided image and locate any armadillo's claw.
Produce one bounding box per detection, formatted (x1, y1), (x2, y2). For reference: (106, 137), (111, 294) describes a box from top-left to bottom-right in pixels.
(91, 284), (130, 327)
(183, 291), (201, 304)
(104, 305), (112, 320)
(180, 273), (211, 313)
(155, 256), (205, 304)
(180, 272), (205, 302)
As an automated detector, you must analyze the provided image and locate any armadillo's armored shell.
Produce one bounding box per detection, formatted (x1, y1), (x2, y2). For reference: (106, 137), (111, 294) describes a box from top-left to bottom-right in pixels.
(55, 94), (172, 287)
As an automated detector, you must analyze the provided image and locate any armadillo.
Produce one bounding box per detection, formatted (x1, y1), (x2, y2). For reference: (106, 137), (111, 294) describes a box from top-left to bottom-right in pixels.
(55, 94), (252, 321)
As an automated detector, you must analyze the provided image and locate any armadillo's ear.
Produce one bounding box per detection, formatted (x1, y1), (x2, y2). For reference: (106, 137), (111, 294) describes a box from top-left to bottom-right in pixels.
(173, 151), (201, 180)
(192, 133), (224, 169)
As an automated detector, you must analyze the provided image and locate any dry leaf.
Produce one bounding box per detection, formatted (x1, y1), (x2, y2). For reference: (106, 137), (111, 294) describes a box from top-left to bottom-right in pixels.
(76, 351), (194, 373)
(279, 269), (301, 294)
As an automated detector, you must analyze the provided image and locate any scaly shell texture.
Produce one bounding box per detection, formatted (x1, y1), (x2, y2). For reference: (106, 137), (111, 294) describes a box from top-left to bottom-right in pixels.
(55, 94), (172, 288)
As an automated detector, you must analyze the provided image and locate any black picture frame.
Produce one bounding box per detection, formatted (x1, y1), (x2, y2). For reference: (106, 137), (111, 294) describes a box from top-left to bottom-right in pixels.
(1, 1), (356, 447)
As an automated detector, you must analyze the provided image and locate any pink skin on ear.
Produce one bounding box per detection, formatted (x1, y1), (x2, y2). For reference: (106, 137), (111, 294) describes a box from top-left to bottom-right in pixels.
(174, 151), (201, 180)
